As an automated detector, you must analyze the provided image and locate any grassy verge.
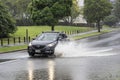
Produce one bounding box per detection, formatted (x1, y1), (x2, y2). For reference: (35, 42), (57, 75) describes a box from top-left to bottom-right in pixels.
(11, 26), (93, 38)
(73, 30), (110, 40)
(0, 45), (27, 53)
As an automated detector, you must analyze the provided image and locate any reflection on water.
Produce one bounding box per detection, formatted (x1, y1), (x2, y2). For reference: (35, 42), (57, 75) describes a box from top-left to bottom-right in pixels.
(48, 60), (55, 80)
(28, 61), (34, 80)
(15, 59), (73, 80)
(27, 60), (55, 80)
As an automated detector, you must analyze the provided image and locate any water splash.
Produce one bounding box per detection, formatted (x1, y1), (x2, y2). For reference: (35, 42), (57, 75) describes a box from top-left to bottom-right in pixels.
(55, 41), (89, 57)
(55, 41), (115, 57)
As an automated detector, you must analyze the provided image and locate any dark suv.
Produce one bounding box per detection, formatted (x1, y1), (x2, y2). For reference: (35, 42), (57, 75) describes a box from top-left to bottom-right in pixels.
(27, 31), (69, 57)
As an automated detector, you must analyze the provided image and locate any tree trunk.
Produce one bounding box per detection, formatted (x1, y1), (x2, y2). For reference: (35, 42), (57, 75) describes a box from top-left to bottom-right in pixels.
(70, 16), (73, 25)
(97, 21), (101, 32)
(51, 25), (54, 31)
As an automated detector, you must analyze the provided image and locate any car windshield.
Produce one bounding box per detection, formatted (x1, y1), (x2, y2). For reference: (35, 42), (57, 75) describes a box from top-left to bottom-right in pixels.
(36, 33), (58, 41)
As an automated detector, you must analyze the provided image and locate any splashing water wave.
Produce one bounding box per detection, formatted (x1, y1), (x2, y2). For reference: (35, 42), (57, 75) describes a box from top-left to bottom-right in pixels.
(55, 41), (115, 57)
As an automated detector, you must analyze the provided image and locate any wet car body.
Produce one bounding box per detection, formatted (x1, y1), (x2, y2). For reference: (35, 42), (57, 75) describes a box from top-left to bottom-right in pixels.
(27, 31), (68, 57)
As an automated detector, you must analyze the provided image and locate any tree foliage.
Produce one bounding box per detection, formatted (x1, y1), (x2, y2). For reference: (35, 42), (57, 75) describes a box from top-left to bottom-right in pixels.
(0, 2), (16, 38)
(84, 0), (112, 32)
(30, 0), (72, 31)
(15, 0), (32, 26)
(1, 0), (32, 26)
(114, 0), (120, 21)
(63, 0), (81, 24)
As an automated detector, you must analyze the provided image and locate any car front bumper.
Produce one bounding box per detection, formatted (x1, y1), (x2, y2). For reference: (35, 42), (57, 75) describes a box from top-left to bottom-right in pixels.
(28, 46), (55, 55)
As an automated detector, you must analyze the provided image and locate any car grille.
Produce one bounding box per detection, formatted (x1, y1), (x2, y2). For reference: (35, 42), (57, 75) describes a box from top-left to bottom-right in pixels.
(32, 45), (45, 49)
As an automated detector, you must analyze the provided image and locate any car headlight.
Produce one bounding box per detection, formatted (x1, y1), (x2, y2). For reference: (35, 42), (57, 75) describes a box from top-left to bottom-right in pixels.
(47, 42), (57, 47)
(28, 42), (32, 46)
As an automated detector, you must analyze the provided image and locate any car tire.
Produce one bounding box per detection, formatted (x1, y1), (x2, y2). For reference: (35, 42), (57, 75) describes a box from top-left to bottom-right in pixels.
(29, 52), (35, 57)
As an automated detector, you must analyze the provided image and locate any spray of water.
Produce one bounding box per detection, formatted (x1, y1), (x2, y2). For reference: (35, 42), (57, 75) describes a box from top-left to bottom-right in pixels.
(55, 41), (115, 57)
(55, 41), (89, 57)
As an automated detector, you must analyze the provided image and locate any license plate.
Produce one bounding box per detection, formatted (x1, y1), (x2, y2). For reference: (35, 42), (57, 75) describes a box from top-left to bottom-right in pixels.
(35, 50), (41, 53)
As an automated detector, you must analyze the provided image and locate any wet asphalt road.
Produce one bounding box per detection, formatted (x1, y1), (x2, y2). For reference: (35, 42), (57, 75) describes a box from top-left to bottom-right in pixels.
(1, 30), (120, 80)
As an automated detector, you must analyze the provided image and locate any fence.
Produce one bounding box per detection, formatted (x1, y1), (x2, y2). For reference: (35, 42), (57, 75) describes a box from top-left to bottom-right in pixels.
(0, 29), (92, 47)
(0, 36), (32, 47)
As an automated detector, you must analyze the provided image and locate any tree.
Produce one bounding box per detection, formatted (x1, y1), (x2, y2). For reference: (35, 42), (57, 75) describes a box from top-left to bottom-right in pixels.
(0, 2), (16, 38)
(30, 0), (72, 31)
(14, 0), (32, 26)
(1, 0), (32, 26)
(63, 0), (81, 24)
(1, 0), (16, 16)
(84, 0), (112, 32)
(114, 0), (120, 22)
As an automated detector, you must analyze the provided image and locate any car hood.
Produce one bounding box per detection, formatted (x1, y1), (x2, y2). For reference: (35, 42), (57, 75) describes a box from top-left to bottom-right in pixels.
(31, 40), (55, 45)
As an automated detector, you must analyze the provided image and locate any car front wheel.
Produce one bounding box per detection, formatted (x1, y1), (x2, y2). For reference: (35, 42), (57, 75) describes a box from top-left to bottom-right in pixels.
(28, 52), (35, 57)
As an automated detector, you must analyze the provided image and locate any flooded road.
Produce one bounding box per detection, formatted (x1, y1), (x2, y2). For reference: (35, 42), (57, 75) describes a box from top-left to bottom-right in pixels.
(1, 30), (120, 80)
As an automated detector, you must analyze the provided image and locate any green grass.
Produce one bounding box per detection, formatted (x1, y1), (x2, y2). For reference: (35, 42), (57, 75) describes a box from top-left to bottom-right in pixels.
(0, 45), (27, 53)
(73, 30), (110, 40)
(11, 26), (93, 38)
